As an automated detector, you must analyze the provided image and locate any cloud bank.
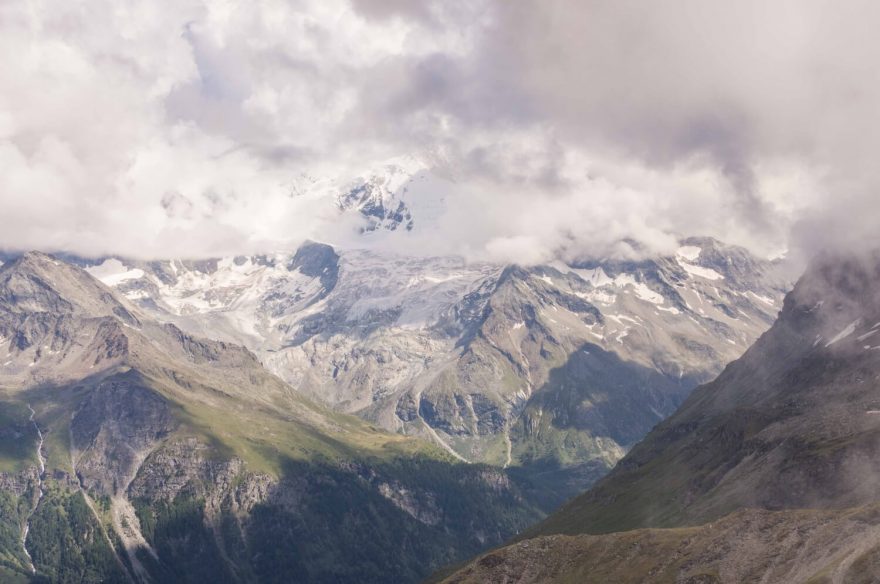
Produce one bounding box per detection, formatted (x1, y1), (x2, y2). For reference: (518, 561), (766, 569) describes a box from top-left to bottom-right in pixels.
(1, 0), (878, 263)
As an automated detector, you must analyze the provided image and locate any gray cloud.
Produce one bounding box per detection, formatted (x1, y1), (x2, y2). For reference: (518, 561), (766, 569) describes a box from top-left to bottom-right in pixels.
(0, 0), (877, 263)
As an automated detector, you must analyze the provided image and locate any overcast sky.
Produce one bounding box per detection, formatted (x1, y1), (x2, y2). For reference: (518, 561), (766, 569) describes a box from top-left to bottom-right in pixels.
(2, 0), (878, 263)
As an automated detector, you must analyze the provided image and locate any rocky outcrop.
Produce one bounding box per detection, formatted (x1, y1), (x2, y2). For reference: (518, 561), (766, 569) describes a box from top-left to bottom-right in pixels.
(335, 161), (420, 233)
(377, 482), (441, 526)
(71, 370), (177, 496)
(128, 438), (275, 518)
(0, 469), (38, 500)
(287, 241), (340, 301)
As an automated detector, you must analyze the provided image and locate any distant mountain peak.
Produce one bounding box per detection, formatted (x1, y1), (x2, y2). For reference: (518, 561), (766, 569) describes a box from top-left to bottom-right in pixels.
(332, 155), (453, 236)
(0, 250), (140, 325)
(336, 160), (425, 233)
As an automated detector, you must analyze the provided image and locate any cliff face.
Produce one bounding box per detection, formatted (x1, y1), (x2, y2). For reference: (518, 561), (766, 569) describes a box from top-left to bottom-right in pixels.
(0, 252), (543, 583)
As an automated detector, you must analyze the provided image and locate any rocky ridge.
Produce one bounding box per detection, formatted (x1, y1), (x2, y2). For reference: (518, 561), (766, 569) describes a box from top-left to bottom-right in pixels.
(439, 250), (880, 583)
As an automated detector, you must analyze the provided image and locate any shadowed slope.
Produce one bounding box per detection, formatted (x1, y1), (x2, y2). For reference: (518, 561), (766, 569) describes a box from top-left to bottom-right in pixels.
(440, 251), (880, 583)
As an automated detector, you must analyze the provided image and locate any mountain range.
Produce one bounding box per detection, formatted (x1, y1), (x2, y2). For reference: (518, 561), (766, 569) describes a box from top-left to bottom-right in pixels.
(0, 252), (544, 583)
(0, 162), (798, 583)
(75, 234), (787, 502)
(440, 250), (880, 583)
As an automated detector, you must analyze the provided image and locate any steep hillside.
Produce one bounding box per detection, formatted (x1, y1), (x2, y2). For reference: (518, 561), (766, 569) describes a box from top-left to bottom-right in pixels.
(81, 237), (786, 501)
(440, 506), (880, 584)
(440, 251), (880, 583)
(0, 253), (542, 583)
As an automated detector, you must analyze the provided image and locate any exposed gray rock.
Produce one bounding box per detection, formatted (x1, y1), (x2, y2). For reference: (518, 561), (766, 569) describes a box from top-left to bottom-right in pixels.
(81, 238), (788, 500)
(71, 370), (177, 496)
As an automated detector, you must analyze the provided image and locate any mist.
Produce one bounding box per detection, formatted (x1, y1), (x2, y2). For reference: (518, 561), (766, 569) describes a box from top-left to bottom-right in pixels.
(1, 0), (878, 263)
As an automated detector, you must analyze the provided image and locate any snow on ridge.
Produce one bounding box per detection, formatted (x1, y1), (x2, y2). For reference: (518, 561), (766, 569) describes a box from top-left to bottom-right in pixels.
(86, 259), (145, 286)
(677, 258), (724, 281)
(631, 280), (665, 305)
(747, 291), (776, 306)
(857, 329), (878, 342)
(574, 289), (616, 305)
(610, 274), (665, 304)
(552, 263), (614, 287)
(551, 261), (666, 305)
(676, 245), (702, 262)
(826, 320), (861, 347)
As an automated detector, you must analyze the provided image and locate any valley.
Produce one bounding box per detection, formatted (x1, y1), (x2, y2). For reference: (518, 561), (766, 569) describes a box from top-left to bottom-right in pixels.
(0, 235), (787, 582)
(4, 3), (878, 582)
(441, 251), (880, 583)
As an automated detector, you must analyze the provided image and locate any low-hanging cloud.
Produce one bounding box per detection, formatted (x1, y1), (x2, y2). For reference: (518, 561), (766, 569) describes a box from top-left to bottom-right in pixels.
(0, 0), (877, 263)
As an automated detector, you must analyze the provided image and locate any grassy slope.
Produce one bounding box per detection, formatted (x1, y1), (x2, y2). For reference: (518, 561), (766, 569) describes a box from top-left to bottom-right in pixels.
(8, 361), (450, 479)
(0, 398), (38, 474)
(0, 364), (543, 583)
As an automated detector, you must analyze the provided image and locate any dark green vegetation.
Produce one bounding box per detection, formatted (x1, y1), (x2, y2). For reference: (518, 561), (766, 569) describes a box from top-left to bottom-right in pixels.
(0, 402), (38, 473)
(0, 488), (33, 575)
(441, 252), (880, 582)
(25, 487), (129, 584)
(133, 496), (234, 583)
(125, 457), (540, 584)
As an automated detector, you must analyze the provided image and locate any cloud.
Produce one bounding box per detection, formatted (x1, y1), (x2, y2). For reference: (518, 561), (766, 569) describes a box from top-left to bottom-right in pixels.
(0, 0), (877, 262)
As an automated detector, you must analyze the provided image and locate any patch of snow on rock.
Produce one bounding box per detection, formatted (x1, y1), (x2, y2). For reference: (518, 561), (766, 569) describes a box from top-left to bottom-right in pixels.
(826, 320), (861, 347)
(86, 259), (145, 286)
(676, 246), (702, 261)
(677, 258), (724, 281)
(857, 330), (878, 342)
